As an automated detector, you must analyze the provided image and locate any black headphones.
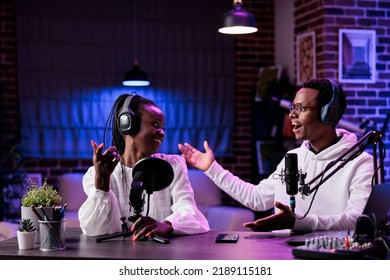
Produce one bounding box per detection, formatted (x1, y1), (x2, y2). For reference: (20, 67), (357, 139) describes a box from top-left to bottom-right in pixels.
(118, 94), (137, 135)
(321, 79), (341, 125)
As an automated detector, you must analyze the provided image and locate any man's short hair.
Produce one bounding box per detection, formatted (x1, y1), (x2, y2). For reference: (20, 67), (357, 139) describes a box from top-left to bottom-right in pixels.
(302, 79), (347, 123)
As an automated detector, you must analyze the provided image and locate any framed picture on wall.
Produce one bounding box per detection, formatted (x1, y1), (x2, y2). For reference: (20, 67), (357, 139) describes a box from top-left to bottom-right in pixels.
(296, 31), (316, 85)
(255, 65), (282, 101)
(338, 29), (376, 83)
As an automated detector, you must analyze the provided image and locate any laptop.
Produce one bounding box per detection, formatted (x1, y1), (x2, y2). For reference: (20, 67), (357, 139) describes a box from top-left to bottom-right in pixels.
(286, 182), (390, 245)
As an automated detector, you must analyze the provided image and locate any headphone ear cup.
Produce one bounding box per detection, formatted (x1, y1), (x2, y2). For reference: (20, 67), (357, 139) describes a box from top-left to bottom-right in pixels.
(321, 79), (341, 125)
(321, 103), (340, 125)
(118, 95), (135, 134)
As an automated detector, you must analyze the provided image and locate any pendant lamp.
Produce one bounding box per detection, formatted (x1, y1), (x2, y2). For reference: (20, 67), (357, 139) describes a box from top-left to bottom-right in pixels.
(122, 60), (150, 87)
(218, 0), (258, 35)
(122, 0), (150, 87)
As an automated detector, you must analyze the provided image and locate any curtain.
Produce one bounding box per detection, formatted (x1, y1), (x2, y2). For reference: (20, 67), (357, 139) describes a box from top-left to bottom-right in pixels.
(16, 0), (234, 158)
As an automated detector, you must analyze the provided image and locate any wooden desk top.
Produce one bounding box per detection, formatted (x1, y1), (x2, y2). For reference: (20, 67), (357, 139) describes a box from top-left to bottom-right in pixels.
(0, 228), (296, 260)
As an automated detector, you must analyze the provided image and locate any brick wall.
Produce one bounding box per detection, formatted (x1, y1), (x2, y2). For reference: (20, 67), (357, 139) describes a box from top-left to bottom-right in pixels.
(218, 0), (275, 184)
(294, 0), (390, 180)
(0, 0), (19, 159)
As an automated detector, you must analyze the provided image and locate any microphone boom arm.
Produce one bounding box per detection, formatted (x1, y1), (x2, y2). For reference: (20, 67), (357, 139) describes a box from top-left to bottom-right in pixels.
(300, 130), (383, 196)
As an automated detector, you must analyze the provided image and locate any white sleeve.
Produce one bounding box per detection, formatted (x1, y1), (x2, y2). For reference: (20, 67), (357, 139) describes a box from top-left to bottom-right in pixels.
(78, 167), (122, 236)
(205, 160), (276, 211)
(162, 155), (210, 235)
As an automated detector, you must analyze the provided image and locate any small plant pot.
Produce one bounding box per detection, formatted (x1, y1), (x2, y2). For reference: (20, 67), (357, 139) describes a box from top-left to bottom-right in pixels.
(17, 230), (36, 250)
(21, 206), (53, 243)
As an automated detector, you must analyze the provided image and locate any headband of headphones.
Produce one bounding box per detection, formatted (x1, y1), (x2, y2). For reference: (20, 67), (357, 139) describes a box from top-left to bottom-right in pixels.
(321, 79), (341, 125)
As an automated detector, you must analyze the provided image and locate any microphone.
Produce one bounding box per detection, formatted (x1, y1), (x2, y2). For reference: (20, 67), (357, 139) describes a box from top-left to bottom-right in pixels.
(129, 170), (145, 215)
(284, 153), (299, 213)
(96, 157), (174, 243)
(129, 157), (174, 219)
(132, 157), (174, 194)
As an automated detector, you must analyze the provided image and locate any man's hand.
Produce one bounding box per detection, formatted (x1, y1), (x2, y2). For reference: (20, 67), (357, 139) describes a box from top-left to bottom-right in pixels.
(178, 140), (215, 171)
(243, 201), (295, 231)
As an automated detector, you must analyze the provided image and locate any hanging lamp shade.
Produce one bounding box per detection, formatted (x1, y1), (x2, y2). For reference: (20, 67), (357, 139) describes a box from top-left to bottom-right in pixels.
(122, 60), (150, 87)
(218, 0), (257, 35)
(122, 0), (150, 87)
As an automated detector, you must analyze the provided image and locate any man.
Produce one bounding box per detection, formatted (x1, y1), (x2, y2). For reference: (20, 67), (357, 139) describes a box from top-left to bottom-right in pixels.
(179, 79), (374, 232)
(79, 94), (209, 240)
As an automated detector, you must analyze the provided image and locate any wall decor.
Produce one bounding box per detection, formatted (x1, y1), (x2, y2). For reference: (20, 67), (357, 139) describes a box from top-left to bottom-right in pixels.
(338, 29), (376, 83)
(255, 65), (282, 101)
(296, 31), (316, 85)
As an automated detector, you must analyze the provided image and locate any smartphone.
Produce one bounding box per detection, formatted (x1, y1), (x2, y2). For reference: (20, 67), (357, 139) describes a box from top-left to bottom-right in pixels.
(215, 233), (239, 243)
(151, 235), (170, 244)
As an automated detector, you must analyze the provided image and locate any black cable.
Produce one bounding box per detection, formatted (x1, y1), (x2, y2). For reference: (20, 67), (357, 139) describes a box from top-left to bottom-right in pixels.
(371, 139), (386, 187)
(296, 166), (328, 220)
(377, 237), (390, 252)
(145, 194), (150, 217)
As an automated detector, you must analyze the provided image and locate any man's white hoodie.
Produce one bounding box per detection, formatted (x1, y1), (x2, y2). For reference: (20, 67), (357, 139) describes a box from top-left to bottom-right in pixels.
(205, 129), (374, 232)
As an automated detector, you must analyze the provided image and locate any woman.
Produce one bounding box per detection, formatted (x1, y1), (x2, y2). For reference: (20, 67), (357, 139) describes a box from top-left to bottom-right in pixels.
(79, 94), (209, 240)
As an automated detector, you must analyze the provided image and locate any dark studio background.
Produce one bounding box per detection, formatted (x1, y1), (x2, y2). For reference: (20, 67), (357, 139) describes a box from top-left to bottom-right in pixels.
(1, 0), (389, 221)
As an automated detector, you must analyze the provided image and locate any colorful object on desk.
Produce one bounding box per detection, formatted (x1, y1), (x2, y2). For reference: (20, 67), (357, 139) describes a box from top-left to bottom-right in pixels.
(31, 206), (66, 249)
(30, 204), (66, 222)
(53, 203), (67, 221)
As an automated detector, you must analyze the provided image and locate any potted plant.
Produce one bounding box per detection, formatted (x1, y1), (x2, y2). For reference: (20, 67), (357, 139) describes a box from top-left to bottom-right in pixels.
(17, 218), (36, 249)
(21, 178), (62, 243)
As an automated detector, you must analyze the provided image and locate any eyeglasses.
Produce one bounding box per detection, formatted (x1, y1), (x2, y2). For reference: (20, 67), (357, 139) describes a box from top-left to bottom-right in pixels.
(289, 103), (316, 115)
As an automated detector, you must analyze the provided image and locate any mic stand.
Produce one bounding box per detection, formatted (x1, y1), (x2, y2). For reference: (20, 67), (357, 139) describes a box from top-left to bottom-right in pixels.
(299, 130), (383, 196)
(95, 210), (143, 243)
(96, 182), (169, 244)
(96, 176), (145, 243)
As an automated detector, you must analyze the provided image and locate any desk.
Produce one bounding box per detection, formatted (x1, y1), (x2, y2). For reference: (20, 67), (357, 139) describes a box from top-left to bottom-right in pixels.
(0, 228), (296, 260)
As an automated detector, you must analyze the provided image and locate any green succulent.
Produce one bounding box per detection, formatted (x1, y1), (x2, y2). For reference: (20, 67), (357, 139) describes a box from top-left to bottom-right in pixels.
(21, 178), (61, 207)
(17, 218), (36, 232)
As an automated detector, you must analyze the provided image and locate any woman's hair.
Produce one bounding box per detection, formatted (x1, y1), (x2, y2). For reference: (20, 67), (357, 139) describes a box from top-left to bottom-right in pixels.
(103, 93), (157, 155)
